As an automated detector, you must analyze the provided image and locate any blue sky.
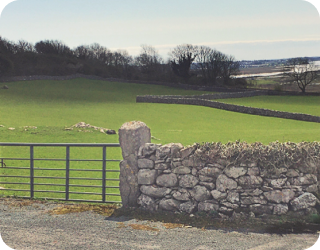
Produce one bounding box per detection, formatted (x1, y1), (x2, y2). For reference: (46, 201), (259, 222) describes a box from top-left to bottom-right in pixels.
(0, 0), (319, 60)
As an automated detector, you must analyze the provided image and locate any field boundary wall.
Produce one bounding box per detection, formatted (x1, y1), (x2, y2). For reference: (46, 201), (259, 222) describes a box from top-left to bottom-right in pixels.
(118, 121), (320, 219)
(136, 95), (320, 123)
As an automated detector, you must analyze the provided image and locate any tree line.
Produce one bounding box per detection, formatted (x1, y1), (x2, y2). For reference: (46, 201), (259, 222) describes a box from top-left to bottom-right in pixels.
(0, 37), (246, 86)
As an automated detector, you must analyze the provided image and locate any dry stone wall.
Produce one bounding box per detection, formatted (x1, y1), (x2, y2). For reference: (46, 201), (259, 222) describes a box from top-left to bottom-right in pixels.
(135, 143), (320, 218)
(136, 96), (320, 123)
(118, 122), (320, 219)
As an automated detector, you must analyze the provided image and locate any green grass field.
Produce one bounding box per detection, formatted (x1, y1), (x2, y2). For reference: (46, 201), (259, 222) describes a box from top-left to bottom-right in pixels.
(1, 78), (320, 202)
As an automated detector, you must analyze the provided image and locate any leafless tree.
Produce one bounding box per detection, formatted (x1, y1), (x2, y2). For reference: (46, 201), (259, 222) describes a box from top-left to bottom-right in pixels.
(0, 36), (17, 54)
(195, 46), (239, 85)
(169, 44), (198, 83)
(283, 57), (319, 93)
(35, 40), (72, 56)
(74, 45), (93, 60)
(135, 45), (163, 75)
(16, 40), (35, 53)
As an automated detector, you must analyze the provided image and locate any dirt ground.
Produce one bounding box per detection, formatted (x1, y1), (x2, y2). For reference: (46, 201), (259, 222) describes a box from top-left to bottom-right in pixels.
(0, 198), (319, 250)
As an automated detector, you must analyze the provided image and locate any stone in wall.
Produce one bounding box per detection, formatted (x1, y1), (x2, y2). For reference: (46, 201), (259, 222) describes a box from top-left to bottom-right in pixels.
(270, 178), (287, 188)
(247, 167), (260, 176)
(138, 169), (157, 185)
(180, 146), (196, 159)
(224, 166), (247, 179)
(216, 174), (237, 192)
(199, 182), (215, 190)
(290, 193), (320, 211)
(156, 173), (178, 187)
(138, 159), (154, 169)
(211, 190), (227, 200)
(290, 174), (317, 186)
(138, 194), (157, 211)
(190, 185), (211, 202)
(226, 191), (240, 204)
(159, 199), (181, 211)
(198, 167), (222, 178)
(273, 204), (289, 215)
(180, 201), (198, 213)
(140, 185), (171, 198)
(238, 175), (263, 188)
(286, 169), (300, 177)
(173, 166), (191, 174)
(138, 143), (159, 157)
(250, 204), (273, 215)
(179, 174), (199, 188)
(263, 189), (295, 204)
(198, 201), (219, 212)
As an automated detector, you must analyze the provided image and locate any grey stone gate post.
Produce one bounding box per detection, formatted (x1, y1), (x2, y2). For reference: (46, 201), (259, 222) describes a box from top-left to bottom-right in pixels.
(118, 121), (151, 207)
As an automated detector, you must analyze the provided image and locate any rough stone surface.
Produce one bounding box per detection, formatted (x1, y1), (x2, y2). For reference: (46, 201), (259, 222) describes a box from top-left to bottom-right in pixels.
(119, 121), (151, 159)
(119, 158), (140, 208)
(199, 182), (215, 190)
(137, 194), (156, 211)
(247, 167), (260, 176)
(290, 193), (319, 211)
(140, 185), (171, 198)
(156, 173), (178, 187)
(172, 189), (191, 201)
(198, 201), (219, 212)
(137, 169), (157, 185)
(180, 201), (198, 213)
(198, 167), (222, 178)
(179, 174), (199, 188)
(291, 174), (317, 186)
(159, 199), (181, 211)
(199, 175), (214, 182)
(216, 174), (237, 192)
(264, 189), (295, 204)
(173, 166), (191, 174)
(224, 166), (247, 179)
(226, 191), (240, 204)
(270, 178), (287, 188)
(119, 121), (151, 207)
(139, 143), (158, 157)
(273, 204), (289, 215)
(286, 169), (300, 178)
(138, 159), (155, 169)
(250, 204), (273, 215)
(238, 176), (263, 188)
(211, 190), (227, 200)
(190, 185), (211, 202)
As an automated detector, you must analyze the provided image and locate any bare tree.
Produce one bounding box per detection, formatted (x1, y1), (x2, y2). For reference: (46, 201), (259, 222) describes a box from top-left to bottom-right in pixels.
(195, 46), (239, 85)
(135, 45), (163, 76)
(35, 40), (72, 56)
(220, 54), (240, 85)
(283, 57), (319, 93)
(169, 44), (198, 83)
(16, 40), (35, 53)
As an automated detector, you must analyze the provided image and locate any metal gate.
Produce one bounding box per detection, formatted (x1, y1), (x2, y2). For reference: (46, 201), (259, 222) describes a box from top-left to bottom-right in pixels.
(0, 142), (121, 203)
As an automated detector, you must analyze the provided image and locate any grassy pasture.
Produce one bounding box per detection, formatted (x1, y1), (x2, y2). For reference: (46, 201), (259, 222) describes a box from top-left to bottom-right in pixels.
(1, 78), (320, 202)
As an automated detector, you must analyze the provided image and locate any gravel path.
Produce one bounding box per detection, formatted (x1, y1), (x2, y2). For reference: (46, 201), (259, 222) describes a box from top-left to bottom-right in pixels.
(0, 199), (319, 250)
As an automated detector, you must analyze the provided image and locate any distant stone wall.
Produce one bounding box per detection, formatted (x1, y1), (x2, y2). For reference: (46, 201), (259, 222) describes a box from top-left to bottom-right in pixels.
(136, 96), (320, 123)
(138, 90), (268, 100)
(119, 122), (320, 219)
